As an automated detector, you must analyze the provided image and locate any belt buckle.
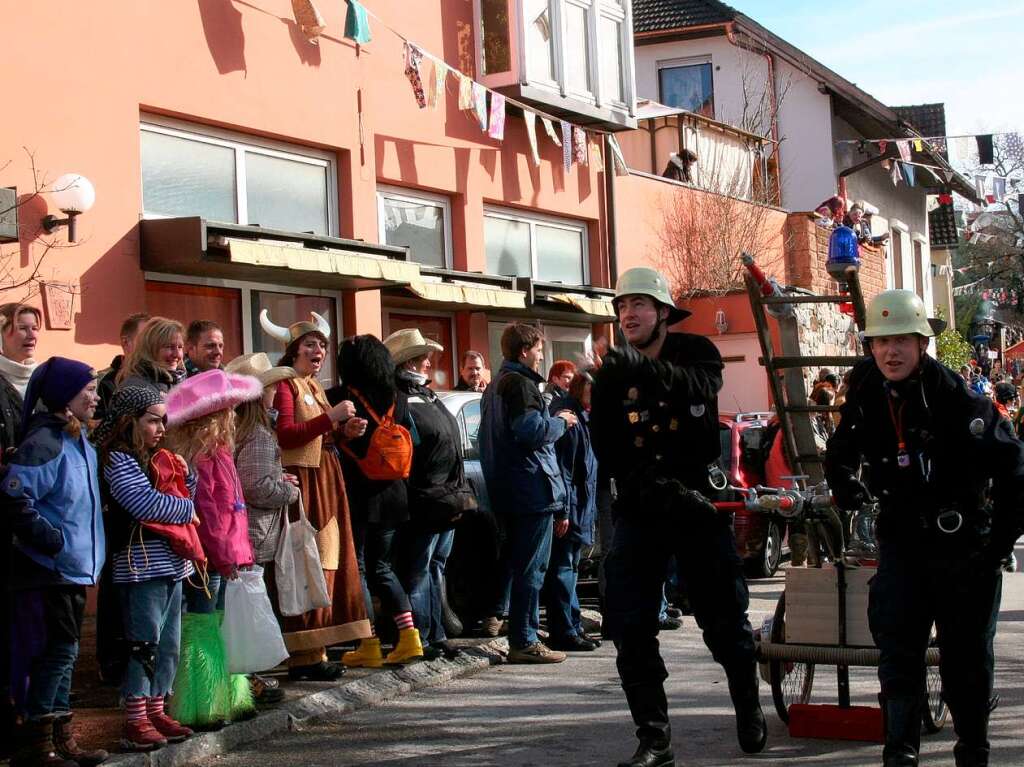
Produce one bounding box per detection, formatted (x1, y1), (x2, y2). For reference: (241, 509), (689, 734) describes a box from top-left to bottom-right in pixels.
(708, 464), (728, 491)
(935, 509), (963, 534)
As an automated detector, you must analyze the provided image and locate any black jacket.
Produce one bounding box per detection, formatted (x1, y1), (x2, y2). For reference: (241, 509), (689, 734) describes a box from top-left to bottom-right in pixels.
(826, 355), (1024, 555)
(398, 375), (476, 531)
(95, 355), (123, 422)
(0, 374), (24, 462)
(591, 332), (724, 497)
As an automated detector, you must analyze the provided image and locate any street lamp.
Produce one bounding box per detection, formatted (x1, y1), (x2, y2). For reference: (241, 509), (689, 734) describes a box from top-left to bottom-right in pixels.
(41, 173), (95, 243)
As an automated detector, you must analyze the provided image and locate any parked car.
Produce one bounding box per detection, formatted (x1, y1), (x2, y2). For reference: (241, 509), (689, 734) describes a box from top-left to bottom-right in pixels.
(719, 412), (788, 578)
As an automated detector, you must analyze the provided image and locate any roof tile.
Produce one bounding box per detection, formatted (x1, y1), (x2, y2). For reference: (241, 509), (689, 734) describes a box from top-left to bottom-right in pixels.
(633, 0), (737, 34)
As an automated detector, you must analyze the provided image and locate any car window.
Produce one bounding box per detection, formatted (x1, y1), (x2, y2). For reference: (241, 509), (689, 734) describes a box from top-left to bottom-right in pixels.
(462, 399), (482, 455)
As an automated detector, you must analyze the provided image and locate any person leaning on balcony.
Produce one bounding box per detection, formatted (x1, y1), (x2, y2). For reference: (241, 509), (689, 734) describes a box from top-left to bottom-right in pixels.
(0, 302), (43, 760)
(96, 313), (150, 422)
(116, 317), (187, 394)
(260, 310), (372, 681)
(591, 267), (766, 767)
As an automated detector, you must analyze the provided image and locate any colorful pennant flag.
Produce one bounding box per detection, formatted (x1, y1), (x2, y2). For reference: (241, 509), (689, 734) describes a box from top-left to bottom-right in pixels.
(993, 176), (1007, 202)
(560, 121), (573, 171)
(896, 140), (911, 162)
(292, 0), (327, 43)
(541, 117), (561, 147)
(977, 134), (995, 165)
(524, 112), (541, 167)
(427, 60), (447, 109)
(458, 75), (473, 110)
(343, 0), (372, 44)
(975, 175), (987, 199)
(404, 44), (427, 108)
(878, 140), (888, 154)
(608, 135), (629, 176)
(488, 93), (506, 140)
(472, 82), (488, 131)
(912, 139), (924, 153)
(573, 127), (587, 166)
(901, 162), (915, 187)
(589, 137), (604, 172)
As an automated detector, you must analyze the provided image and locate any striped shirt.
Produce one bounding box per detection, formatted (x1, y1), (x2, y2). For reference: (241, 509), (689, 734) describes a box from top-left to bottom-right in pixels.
(107, 451), (197, 584)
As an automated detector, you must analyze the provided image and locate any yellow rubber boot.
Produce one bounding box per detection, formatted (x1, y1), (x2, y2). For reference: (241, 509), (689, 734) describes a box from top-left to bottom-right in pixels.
(343, 637), (384, 669)
(384, 628), (424, 665)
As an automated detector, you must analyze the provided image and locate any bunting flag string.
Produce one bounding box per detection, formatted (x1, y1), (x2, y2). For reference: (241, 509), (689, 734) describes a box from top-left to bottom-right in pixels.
(542, 117), (561, 147)
(524, 112), (541, 167)
(560, 121), (573, 171)
(488, 93), (506, 141)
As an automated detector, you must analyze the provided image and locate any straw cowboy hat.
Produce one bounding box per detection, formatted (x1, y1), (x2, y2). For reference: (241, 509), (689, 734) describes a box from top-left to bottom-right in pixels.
(259, 309), (332, 345)
(165, 369), (262, 427)
(224, 352), (297, 388)
(384, 328), (444, 366)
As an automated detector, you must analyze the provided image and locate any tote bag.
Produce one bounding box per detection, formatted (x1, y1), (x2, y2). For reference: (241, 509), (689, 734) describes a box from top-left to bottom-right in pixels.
(222, 566), (290, 674)
(274, 497), (331, 616)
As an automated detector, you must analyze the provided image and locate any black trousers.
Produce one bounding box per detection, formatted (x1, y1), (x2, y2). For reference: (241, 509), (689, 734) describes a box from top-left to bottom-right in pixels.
(604, 506), (756, 742)
(869, 539), (1001, 749)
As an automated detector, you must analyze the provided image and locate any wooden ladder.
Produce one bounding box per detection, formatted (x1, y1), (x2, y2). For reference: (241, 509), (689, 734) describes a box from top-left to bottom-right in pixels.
(744, 264), (868, 487)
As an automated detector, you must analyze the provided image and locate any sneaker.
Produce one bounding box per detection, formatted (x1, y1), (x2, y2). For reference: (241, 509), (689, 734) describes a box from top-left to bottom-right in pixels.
(482, 616), (506, 638)
(507, 642), (566, 664)
(665, 607), (683, 619)
(120, 719), (167, 752)
(658, 616), (683, 631)
(250, 674), (285, 704)
(547, 635), (598, 652)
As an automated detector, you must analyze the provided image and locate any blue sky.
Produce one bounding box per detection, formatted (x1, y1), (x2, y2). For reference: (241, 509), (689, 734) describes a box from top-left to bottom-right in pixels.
(727, 1), (1024, 136)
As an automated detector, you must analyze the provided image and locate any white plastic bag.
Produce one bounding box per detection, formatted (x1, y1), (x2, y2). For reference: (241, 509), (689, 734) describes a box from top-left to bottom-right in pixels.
(274, 498), (331, 617)
(222, 565), (290, 674)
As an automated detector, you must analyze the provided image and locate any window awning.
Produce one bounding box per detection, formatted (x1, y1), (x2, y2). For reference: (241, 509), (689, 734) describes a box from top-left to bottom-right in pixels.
(405, 281), (526, 309)
(543, 293), (617, 319)
(140, 217), (414, 291)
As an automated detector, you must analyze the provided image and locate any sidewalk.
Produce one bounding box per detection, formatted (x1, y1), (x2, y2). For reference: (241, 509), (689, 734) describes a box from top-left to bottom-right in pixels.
(61, 616), (507, 767)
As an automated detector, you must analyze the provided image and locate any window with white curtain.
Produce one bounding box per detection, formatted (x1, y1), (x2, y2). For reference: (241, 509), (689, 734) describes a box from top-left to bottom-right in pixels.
(484, 207), (588, 285)
(376, 187), (452, 268)
(141, 118), (336, 236)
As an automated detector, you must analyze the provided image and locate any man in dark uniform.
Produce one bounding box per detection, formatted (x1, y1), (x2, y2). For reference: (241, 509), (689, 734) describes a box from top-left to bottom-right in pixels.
(826, 289), (1024, 767)
(592, 268), (766, 767)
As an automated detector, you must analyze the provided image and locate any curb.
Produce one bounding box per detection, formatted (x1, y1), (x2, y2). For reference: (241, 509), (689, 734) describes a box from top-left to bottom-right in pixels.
(106, 639), (508, 767)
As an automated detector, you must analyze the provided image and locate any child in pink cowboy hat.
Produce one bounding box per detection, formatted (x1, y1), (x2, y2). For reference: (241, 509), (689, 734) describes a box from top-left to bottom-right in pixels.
(162, 369), (262, 730)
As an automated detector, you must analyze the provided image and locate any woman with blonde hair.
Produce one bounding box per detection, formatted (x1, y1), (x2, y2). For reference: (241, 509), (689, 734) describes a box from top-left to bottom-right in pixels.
(260, 310), (371, 680)
(117, 317), (186, 393)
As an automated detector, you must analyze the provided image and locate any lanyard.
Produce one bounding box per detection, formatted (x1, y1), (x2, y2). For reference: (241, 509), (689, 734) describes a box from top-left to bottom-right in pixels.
(886, 394), (911, 468)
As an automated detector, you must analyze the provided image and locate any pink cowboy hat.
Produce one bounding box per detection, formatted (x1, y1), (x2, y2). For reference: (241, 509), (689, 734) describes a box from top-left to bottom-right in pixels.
(165, 368), (262, 426)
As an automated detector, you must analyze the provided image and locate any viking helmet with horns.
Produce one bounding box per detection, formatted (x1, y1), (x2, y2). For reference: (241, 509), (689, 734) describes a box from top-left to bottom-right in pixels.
(259, 309), (332, 345)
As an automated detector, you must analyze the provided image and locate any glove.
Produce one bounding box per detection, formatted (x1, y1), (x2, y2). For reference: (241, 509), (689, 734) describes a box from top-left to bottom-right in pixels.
(831, 475), (869, 511)
(678, 486), (719, 519)
(21, 517), (65, 556)
(601, 342), (645, 373)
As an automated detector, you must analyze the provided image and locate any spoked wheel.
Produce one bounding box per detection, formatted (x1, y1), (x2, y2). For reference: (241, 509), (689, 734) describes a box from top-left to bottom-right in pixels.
(921, 636), (947, 734)
(768, 591), (815, 723)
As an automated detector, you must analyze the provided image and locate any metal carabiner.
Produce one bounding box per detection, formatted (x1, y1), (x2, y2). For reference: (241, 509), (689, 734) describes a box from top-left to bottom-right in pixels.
(935, 509), (963, 534)
(708, 463), (728, 491)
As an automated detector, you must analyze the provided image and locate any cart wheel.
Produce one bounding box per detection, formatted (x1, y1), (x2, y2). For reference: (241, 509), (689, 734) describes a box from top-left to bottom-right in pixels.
(768, 591), (815, 723)
(921, 638), (947, 734)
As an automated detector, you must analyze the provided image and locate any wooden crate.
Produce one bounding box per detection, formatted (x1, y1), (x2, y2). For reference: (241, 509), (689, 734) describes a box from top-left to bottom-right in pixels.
(784, 565), (876, 647)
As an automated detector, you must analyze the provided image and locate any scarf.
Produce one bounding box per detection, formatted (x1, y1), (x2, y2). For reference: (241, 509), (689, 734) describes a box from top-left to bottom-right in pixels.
(0, 353), (39, 398)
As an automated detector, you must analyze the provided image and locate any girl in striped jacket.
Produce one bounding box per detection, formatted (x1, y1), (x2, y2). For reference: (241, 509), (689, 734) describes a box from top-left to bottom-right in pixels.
(94, 385), (197, 752)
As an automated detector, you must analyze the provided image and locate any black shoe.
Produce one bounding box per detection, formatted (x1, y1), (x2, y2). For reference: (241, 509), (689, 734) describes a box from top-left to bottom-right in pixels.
(421, 645), (444, 661)
(617, 739), (675, 767)
(954, 741), (990, 767)
(883, 749), (919, 767)
(548, 635), (598, 652)
(288, 661), (346, 682)
(728, 669), (767, 754)
(437, 641), (464, 660)
(658, 616), (682, 631)
(665, 607), (682, 619)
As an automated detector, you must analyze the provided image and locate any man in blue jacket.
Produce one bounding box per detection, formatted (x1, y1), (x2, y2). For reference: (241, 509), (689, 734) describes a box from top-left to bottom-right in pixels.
(480, 323), (577, 664)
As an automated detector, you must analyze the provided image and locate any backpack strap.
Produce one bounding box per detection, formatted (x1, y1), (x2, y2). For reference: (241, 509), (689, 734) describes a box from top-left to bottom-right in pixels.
(347, 386), (391, 425)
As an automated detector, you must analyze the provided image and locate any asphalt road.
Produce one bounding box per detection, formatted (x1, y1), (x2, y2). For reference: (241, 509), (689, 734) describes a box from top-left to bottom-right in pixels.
(201, 547), (1024, 767)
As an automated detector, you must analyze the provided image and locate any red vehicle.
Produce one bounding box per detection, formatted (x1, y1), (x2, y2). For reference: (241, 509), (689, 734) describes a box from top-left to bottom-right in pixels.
(719, 412), (788, 577)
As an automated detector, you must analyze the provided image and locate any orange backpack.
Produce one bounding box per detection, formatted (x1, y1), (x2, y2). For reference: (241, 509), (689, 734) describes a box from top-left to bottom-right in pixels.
(340, 387), (413, 481)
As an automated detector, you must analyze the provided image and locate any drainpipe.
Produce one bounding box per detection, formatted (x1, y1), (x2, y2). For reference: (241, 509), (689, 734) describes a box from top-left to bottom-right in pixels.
(604, 134), (618, 285)
(724, 23), (783, 204)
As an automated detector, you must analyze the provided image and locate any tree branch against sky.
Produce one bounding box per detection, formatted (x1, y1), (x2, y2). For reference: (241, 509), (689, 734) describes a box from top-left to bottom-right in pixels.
(727, 1), (1024, 135)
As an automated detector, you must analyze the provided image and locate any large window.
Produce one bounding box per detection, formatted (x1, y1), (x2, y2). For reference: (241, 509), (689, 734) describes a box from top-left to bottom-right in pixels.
(141, 119), (336, 236)
(376, 187), (452, 268)
(658, 59), (715, 118)
(144, 275), (342, 388)
(385, 312), (455, 390)
(484, 207), (588, 285)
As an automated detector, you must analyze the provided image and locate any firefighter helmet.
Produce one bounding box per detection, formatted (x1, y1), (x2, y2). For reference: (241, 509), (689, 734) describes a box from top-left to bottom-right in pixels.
(863, 289), (936, 338)
(613, 267), (690, 324)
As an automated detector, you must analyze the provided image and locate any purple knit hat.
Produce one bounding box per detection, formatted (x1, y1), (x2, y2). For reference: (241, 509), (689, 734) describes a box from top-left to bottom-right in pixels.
(165, 369), (262, 427)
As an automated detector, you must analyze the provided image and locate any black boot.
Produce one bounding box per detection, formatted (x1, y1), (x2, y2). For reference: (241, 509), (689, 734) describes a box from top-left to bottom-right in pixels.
(954, 741), (990, 767)
(11, 716), (78, 767)
(617, 738), (675, 767)
(620, 682), (673, 765)
(53, 712), (109, 766)
(880, 695), (921, 767)
(727, 664), (767, 754)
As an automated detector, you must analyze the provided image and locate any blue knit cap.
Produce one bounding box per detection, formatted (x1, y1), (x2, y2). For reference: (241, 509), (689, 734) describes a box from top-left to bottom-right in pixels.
(22, 357), (95, 427)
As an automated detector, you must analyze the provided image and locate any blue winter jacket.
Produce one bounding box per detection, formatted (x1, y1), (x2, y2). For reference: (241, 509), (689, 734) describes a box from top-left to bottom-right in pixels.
(3, 413), (105, 586)
(550, 394), (597, 546)
(480, 360), (568, 516)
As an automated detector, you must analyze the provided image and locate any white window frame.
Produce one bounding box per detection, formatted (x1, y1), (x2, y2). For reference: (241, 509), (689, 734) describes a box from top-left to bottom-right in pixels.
(483, 205), (590, 286)
(142, 271), (345, 358)
(376, 186), (454, 269)
(140, 115), (339, 237)
(657, 55), (715, 115)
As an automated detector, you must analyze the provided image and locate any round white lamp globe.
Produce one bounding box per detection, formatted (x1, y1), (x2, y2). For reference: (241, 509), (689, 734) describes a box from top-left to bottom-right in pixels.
(51, 173), (96, 214)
